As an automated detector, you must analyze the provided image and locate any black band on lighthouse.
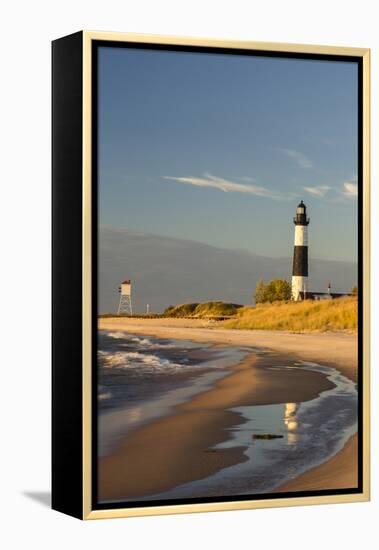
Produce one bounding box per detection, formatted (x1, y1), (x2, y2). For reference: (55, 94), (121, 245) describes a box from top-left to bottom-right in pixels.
(292, 246), (308, 276)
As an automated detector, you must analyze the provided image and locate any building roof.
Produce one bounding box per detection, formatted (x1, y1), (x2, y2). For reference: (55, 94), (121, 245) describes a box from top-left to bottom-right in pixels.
(121, 279), (131, 284)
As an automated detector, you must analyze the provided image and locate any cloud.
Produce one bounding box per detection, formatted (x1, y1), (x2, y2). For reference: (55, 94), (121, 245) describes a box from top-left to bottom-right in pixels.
(303, 185), (331, 197)
(342, 181), (358, 198)
(278, 148), (313, 169)
(163, 173), (294, 201)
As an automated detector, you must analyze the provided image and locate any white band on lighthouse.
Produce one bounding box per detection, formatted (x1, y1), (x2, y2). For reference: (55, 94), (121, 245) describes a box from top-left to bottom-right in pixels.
(292, 275), (307, 301)
(294, 225), (308, 246)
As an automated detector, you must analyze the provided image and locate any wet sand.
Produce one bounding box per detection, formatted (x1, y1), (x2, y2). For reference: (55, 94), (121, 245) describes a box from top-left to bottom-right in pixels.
(98, 318), (358, 500)
(278, 434), (358, 492)
(99, 351), (336, 502)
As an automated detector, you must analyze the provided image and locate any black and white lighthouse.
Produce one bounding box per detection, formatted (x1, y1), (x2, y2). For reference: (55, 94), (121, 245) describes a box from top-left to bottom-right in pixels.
(292, 200), (310, 301)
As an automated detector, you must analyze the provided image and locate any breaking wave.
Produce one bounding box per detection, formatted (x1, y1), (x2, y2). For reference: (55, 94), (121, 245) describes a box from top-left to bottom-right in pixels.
(98, 349), (184, 374)
(107, 331), (176, 350)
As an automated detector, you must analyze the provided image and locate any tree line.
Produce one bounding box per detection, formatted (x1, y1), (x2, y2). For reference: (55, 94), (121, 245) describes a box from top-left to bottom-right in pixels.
(254, 279), (358, 304)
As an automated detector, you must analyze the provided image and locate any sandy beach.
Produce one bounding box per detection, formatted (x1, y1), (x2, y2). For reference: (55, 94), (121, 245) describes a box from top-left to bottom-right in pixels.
(98, 318), (358, 500)
(99, 318), (358, 382)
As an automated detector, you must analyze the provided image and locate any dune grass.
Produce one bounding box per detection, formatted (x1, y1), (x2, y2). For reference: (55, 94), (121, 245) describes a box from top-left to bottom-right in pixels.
(164, 301), (243, 318)
(222, 297), (357, 332)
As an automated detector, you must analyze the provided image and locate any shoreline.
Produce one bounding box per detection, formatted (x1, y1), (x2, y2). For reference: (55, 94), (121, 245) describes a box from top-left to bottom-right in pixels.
(277, 433), (358, 492)
(99, 351), (336, 502)
(99, 318), (358, 382)
(98, 318), (358, 499)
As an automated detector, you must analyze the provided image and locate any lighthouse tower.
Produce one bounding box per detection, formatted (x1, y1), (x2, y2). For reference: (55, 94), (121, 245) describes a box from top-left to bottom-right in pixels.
(292, 201), (310, 301)
(117, 279), (133, 315)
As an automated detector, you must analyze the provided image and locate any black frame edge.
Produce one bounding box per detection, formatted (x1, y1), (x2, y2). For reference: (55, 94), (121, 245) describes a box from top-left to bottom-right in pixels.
(52, 30), (84, 520)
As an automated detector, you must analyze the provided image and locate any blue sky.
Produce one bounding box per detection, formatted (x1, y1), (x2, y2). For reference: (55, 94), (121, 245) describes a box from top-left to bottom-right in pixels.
(98, 46), (358, 262)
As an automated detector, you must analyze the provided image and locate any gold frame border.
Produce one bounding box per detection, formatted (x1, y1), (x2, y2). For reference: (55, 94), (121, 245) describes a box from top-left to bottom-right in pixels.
(82, 31), (370, 520)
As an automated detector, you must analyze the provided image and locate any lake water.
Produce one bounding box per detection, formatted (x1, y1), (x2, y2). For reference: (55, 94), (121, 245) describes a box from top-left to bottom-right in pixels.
(98, 330), (358, 500)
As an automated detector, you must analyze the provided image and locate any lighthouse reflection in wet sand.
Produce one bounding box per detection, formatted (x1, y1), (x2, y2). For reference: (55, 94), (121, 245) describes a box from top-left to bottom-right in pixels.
(292, 200), (310, 301)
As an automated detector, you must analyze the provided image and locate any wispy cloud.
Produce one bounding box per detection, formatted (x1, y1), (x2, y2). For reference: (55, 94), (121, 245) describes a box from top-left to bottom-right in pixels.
(303, 185), (331, 198)
(278, 148), (313, 169)
(342, 181), (358, 198)
(163, 173), (295, 201)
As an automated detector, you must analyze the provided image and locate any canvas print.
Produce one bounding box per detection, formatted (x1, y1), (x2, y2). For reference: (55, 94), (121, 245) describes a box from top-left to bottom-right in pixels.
(96, 45), (360, 506)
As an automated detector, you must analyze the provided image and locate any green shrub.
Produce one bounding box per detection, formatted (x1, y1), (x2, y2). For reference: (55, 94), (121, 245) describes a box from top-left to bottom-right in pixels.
(254, 278), (292, 303)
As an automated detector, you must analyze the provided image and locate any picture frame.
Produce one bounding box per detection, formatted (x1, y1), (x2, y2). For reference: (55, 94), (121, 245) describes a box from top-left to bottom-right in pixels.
(52, 31), (370, 520)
